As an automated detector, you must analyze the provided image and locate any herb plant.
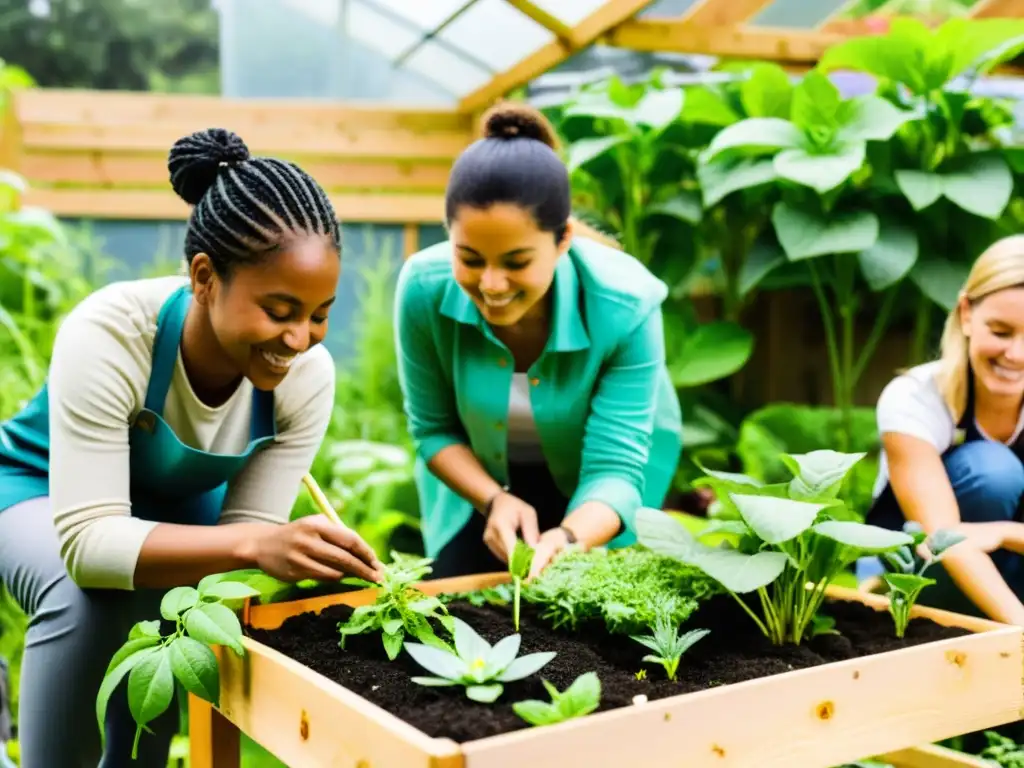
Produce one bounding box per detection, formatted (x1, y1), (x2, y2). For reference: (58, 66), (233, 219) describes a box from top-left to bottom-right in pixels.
(630, 615), (709, 681)
(509, 539), (535, 631)
(96, 575), (260, 758)
(880, 521), (966, 637)
(337, 552), (454, 660)
(520, 547), (719, 635)
(638, 450), (914, 645)
(404, 616), (556, 703)
(512, 672), (601, 727)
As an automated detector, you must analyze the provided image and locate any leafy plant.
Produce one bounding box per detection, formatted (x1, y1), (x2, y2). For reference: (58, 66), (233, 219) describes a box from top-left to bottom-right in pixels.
(520, 547), (719, 635)
(978, 730), (1024, 768)
(337, 552), (454, 660)
(509, 539), (534, 632)
(638, 450), (914, 645)
(880, 521), (966, 637)
(630, 615), (709, 681)
(95, 575), (261, 758)
(404, 616), (556, 703)
(512, 672), (601, 727)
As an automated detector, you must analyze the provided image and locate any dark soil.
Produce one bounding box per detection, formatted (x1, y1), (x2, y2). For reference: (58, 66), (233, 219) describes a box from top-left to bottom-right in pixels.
(247, 594), (970, 743)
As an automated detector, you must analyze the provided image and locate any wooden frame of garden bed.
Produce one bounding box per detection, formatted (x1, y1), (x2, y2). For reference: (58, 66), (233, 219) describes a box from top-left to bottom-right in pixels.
(187, 573), (1023, 768)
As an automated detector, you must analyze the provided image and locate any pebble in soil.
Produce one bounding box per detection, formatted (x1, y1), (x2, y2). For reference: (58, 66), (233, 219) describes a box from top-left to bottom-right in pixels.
(246, 595), (969, 743)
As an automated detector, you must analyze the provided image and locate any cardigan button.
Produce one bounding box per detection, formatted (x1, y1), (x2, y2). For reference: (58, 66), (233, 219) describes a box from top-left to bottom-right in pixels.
(498, 358), (508, 367)
(529, 377), (540, 386)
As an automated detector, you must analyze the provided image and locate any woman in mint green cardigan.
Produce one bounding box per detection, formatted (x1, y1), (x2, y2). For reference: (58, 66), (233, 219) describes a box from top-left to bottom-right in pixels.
(394, 102), (684, 580)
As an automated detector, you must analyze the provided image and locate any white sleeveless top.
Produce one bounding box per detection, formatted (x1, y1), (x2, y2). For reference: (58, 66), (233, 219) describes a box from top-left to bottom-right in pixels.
(507, 373), (544, 464)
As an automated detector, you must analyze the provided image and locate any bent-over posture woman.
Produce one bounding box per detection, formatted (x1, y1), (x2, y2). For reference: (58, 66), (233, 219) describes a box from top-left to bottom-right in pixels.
(395, 102), (684, 581)
(865, 236), (1024, 625)
(0, 128), (383, 768)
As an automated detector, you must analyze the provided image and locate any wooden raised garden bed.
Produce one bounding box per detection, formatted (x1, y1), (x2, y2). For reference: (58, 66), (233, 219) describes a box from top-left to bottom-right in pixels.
(189, 571), (1023, 768)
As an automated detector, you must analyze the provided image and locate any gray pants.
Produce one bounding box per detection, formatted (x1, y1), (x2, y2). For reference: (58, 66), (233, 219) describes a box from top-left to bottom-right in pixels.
(0, 497), (179, 768)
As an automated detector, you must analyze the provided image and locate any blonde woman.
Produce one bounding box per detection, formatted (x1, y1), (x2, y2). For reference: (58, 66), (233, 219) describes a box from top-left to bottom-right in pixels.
(863, 236), (1024, 625)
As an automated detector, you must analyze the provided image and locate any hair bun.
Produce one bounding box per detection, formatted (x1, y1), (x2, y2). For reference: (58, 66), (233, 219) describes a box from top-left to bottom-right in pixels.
(168, 128), (251, 206)
(481, 102), (560, 151)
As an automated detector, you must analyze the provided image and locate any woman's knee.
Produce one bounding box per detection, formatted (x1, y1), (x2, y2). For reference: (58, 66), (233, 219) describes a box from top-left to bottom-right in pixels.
(944, 440), (1024, 522)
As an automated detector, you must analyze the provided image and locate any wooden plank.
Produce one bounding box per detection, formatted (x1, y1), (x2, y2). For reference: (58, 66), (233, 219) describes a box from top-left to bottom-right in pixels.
(19, 122), (469, 161)
(11, 89), (472, 133)
(971, 0), (1024, 17)
(672, 0), (776, 26)
(188, 695), (241, 768)
(880, 743), (994, 768)
(502, 0), (575, 41)
(216, 639), (463, 768)
(403, 222), (421, 258)
(18, 151), (451, 192)
(458, 0), (658, 113)
(24, 188), (446, 223)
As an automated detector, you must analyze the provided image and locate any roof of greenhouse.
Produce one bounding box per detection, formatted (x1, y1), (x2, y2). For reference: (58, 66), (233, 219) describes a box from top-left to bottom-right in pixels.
(282, 0), (1023, 112)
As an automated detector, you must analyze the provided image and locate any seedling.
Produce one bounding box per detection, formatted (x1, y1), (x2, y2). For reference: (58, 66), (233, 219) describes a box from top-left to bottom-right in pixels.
(638, 450), (915, 645)
(337, 552), (455, 659)
(630, 614), (709, 681)
(513, 672), (602, 727)
(95, 574), (261, 759)
(404, 616), (556, 703)
(880, 521), (966, 637)
(509, 539), (535, 631)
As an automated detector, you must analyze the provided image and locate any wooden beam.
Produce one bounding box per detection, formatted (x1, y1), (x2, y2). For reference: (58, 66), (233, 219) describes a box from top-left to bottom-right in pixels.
(25, 188), (445, 223)
(971, 0), (1024, 16)
(458, 0), (658, 113)
(673, 0), (776, 26)
(502, 0), (575, 42)
(879, 743), (992, 768)
(402, 222), (420, 258)
(607, 20), (845, 64)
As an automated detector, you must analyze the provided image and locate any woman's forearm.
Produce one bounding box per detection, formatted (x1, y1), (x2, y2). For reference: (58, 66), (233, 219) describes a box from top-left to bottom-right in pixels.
(938, 547), (1024, 625)
(563, 501), (621, 548)
(132, 521), (269, 589)
(427, 444), (505, 511)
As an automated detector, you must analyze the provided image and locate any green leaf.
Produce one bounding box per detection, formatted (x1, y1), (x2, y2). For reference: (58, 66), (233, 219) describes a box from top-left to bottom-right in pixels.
(567, 135), (629, 172)
(632, 88), (685, 131)
(774, 142), (866, 193)
(691, 548), (789, 594)
(128, 620), (163, 642)
(514, 699), (560, 726)
(772, 202), (879, 261)
(106, 636), (162, 677)
(509, 540), (535, 579)
(703, 118), (803, 161)
(201, 581), (261, 602)
(648, 192), (702, 224)
(559, 671), (602, 717)
(739, 238), (786, 297)
(857, 219), (918, 291)
(96, 645), (160, 740)
(381, 617), (403, 635)
(168, 636), (220, 705)
(411, 676), (458, 687)
(894, 170), (943, 211)
(127, 646), (175, 728)
(698, 156), (778, 207)
(453, 616), (492, 661)
(883, 573), (935, 595)
(812, 520), (913, 553)
(728, 493), (824, 544)
(183, 602), (245, 656)
(941, 153), (1013, 220)
(909, 257), (970, 311)
(635, 507), (698, 561)
(790, 70), (842, 134)
(382, 630), (405, 661)
(818, 21), (932, 94)
(483, 634), (522, 678)
(467, 684), (504, 703)
(160, 586), (199, 621)
(837, 95), (915, 142)
(927, 529), (967, 557)
(404, 642), (467, 680)
(498, 651), (557, 682)
(780, 450), (867, 500)
(670, 321), (754, 388)
(740, 63), (793, 119)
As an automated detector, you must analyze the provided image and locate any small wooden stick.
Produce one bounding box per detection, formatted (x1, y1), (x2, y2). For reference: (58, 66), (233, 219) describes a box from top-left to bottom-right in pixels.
(301, 473), (344, 527)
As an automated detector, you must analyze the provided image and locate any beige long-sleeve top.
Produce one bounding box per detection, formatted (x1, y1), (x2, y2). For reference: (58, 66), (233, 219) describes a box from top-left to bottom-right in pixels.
(46, 275), (336, 591)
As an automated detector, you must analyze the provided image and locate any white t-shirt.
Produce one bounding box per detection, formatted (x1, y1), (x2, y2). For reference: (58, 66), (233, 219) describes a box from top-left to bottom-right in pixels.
(46, 275), (336, 590)
(874, 361), (1024, 498)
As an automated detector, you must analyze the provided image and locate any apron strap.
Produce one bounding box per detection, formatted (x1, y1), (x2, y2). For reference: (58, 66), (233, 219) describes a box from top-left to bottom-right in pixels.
(143, 286), (192, 415)
(250, 388), (276, 441)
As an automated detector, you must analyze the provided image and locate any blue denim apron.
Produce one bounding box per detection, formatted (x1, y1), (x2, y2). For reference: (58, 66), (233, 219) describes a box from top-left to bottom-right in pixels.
(0, 284), (277, 523)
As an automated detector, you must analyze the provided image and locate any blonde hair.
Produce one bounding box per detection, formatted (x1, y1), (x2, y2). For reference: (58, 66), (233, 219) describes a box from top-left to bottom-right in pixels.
(935, 235), (1024, 422)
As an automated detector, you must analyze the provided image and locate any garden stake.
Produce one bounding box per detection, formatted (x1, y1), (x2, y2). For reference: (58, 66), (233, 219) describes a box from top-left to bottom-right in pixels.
(302, 473), (344, 527)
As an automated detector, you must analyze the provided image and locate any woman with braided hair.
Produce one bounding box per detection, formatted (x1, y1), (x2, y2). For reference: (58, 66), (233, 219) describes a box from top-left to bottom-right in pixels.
(0, 128), (383, 767)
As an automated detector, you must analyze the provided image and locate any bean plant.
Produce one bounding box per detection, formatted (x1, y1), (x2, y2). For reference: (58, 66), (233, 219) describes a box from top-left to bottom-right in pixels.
(513, 672), (602, 727)
(638, 450), (914, 645)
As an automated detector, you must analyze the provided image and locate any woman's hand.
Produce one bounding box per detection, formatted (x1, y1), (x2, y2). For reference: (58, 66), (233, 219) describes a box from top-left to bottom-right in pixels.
(254, 516), (384, 584)
(528, 526), (576, 580)
(948, 521), (1011, 554)
(482, 492), (540, 563)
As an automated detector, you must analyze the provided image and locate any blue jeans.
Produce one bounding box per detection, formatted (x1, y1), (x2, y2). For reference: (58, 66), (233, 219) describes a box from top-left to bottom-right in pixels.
(858, 440), (1024, 617)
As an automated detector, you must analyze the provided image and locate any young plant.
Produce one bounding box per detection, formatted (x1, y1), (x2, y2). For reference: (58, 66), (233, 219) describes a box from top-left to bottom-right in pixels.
(630, 614), (709, 681)
(509, 539), (534, 631)
(512, 672), (601, 727)
(638, 450), (915, 646)
(338, 552), (454, 659)
(881, 521), (966, 637)
(404, 616), (555, 703)
(96, 574), (261, 758)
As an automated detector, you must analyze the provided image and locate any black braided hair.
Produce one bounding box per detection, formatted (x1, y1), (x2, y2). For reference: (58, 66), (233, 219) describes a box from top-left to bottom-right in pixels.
(168, 128), (341, 274)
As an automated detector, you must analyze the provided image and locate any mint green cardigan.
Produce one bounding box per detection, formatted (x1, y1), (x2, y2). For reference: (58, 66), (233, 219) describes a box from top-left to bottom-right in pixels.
(393, 236), (684, 557)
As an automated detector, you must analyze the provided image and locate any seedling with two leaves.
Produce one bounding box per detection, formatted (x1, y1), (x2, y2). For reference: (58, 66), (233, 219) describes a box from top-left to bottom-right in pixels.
(880, 521), (966, 637)
(509, 539), (535, 631)
(337, 552), (455, 660)
(638, 450), (914, 646)
(630, 612), (710, 681)
(513, 672), (602, 727)
(405, 616), (556, 703)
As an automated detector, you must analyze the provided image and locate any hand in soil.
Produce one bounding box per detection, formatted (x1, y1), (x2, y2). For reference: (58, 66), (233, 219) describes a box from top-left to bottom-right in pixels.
(255, 515), (385, 583)
(483, 493), (540, 563)
(527, 527), (572, 581)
